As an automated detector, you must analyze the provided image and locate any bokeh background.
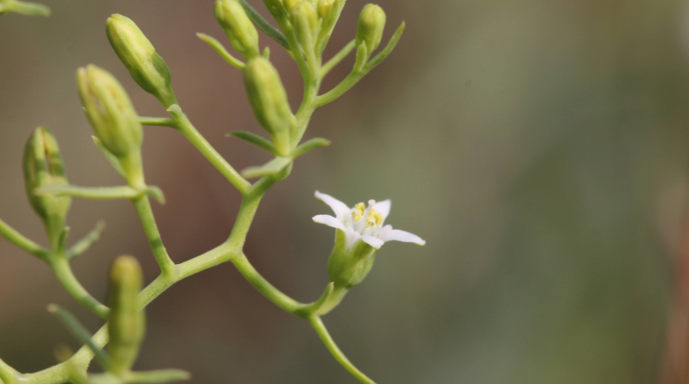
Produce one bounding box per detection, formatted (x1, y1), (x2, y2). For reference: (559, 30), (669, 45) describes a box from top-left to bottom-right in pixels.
(2, 0), (689, 383)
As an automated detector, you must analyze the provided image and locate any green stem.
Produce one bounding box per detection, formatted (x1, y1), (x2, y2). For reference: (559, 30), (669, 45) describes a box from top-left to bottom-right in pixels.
(5, 0), (50, 16)
(308, 316), (376, 384)
(138, 117), (178, 128)
(35, 185), (141, 200)
(0, 358), (18, 384)
(0, 218), (50, 259)
(231, 253), (308, 314)
(168, 105), (251, 196)
(315, 285), (348, 316)
(50, 256), (110, 319)
(320, 40), (356, 80)
(132, 197), (176, 276)
(20, 244), (238, 384)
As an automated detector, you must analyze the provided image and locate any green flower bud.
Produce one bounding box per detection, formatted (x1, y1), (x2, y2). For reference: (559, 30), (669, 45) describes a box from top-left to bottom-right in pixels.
(215, 0), (260, 59)
(356, 4), (386, 54)
(77, 65), (144, 186)
(108, 255), (145, 376)
(291, 1), (319, 49)
(283, 0), (300, 12)
(327, 230), (377, 289)
(23, 127), (71, 248)
(262, 0), (285, 19)
(106, 14), (177, 108)
(243, 58), (293, 155)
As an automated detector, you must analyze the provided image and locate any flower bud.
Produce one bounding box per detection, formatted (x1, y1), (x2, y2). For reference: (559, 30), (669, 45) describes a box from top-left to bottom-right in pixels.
(327, 230), (378, 289)
(106, 14), (177, 108)
(243, 58), (292, 155)
(108, 255), (145, 376)
(23, 127), (71, 248)
(283, 0), (300, 12)
(291, 1), (319, 49)
(317, 0), (341, 36)
(77, 65), (144, 185)
(356, 4), (386, 54)
(214, 0), (260, 59)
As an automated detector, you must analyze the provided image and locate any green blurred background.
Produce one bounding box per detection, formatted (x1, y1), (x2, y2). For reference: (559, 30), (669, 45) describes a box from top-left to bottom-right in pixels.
(2, 0), (688, 383)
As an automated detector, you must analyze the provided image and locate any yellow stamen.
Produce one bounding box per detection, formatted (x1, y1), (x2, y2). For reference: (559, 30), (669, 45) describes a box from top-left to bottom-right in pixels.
(366, 209), (383, 228)
(352, 203), (365, 222)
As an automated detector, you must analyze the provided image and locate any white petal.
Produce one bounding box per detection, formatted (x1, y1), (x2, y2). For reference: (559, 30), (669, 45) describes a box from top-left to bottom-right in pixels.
(313, 215), (346, 231)
(380, 228), (426, 246)
(373, 199), (391, 221)
(361, 235), (385, 249)
(315, 191), (351, 220)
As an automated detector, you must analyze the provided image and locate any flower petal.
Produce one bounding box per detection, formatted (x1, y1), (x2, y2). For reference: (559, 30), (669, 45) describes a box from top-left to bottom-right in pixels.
(313, 215), (346, 231)
(361, 235), (385, 249)
(373, 199), (391, 221)
(315, 191), (351, 220)
(380, 228), (426, 246)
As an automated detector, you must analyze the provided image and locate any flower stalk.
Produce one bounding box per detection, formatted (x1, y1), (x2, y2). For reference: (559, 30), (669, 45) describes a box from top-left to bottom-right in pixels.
(0, 0), (415, 383)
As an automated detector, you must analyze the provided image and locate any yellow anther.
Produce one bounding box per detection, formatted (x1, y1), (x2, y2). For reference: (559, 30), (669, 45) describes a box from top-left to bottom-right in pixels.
(352, 203), (365, 222)
(366, 209), (383, 228)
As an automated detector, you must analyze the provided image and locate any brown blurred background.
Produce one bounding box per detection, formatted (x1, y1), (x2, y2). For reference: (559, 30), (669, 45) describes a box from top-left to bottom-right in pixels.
(2, 0), (689, 383)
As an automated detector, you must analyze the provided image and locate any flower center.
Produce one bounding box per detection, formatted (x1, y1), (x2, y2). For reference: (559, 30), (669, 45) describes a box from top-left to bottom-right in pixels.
(352, 200), (383, 228)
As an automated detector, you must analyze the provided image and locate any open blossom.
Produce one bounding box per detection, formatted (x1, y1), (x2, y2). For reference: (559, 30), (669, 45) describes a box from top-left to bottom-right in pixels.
(312, 191), (426, 251)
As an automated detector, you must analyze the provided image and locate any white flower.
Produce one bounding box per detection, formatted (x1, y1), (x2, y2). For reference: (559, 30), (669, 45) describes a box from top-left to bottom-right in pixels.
(312, 191), (426, 251)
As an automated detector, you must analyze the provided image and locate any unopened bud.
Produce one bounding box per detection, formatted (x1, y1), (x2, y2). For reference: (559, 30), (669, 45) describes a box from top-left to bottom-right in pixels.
(327, 230), (377, 289)
(215, 0), (260, 59)
(106, 14), (177, 108)
(356, 4), (386, 54)
(77, 65), (144, 185)
(108, 255), (145, 376)
(23, 127), (71, 248)
(243, 58), (293, 155)
(291, 1), (319, 49)
(318, 0), (340, 33)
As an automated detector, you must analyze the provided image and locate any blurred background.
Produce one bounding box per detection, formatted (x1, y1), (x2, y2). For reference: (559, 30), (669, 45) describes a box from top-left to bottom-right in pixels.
(2, 0), (689, 383)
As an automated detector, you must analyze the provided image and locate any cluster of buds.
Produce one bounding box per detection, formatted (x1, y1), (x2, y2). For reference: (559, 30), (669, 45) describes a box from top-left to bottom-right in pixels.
(214, 0), (294, 156)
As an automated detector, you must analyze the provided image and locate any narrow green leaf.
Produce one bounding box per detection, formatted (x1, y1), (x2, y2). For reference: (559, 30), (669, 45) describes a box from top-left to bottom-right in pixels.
(228, 131), (279, 155)
(239, 0), (290, 49)
(67, 221), (106, 260)
(145, 186), (166, 204)
(366, 22), (406, 70)
(47, 304), (113, 371)
(292, 138), (331, 158)
(196, 33), (245, 70)
(241, 157), (292, 179)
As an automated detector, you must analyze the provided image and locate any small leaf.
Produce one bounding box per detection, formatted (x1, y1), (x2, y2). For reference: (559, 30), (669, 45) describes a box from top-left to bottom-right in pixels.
(228, 131), (279, 155)
(292, 138), (331, 159)
(47, 304), (113, 371)
(239, 0), (290, 49)
(196, 33), (245, 70)
(67, 221), (106, 260)
(366, 22), (406, 70)
(145, 186), (166, 204)
(241, 157), (292, 179)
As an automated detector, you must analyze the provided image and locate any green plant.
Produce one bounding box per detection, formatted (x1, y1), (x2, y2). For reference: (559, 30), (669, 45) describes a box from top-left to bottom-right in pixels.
(0, 1), (424, 383)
